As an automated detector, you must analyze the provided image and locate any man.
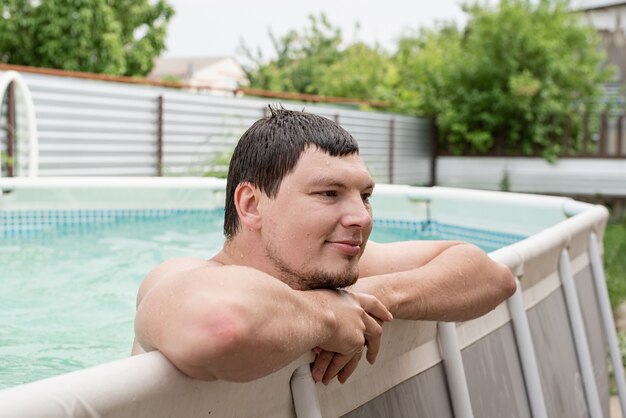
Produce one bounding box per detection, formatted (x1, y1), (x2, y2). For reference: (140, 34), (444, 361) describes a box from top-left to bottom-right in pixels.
(132, 107), (516, 385)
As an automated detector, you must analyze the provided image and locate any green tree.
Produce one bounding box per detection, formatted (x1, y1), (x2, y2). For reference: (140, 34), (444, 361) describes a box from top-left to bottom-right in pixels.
(394, 0), (613, 160)
(242, 13), (342, 94)
(0, 0), (174, 76)
(317, 42), (397, 101)
(241, 14), (395, 101)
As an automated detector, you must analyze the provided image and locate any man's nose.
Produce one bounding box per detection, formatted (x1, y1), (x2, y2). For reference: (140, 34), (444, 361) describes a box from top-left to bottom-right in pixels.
(341, 195), (372, 228)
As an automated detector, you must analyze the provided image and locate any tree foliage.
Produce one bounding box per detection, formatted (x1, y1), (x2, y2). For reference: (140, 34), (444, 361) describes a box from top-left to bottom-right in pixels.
(0, 0), (174, 76)
(394, 0), (613, 159)
(241, 14), (395, 101)
(243, 1), (613, 161)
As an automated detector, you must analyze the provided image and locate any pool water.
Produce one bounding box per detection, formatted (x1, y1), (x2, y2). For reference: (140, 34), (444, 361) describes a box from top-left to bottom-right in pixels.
(0, 210), (524, 389)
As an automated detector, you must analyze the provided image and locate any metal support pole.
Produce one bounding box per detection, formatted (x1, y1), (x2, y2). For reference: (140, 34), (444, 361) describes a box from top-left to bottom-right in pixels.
(6, 81), (15, 177)
(617, 115), (623, 158)
(430, 119), (438, 186)
(507, 278), (548, 418)
(438, 321), (474, 418)
(290, 365), (322, 418)
(156, 95), (163, 176)
(563, 116), (572, 156)
(599, 113), (608, 157)
(582, 113), (589, 155)
(559, 249), (603, 418)
(588, 233), (626, 416)
(388, 117), (395, 184)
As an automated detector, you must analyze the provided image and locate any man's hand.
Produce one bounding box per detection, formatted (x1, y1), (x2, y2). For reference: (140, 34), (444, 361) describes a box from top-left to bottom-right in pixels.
(310, 291), (392, 385)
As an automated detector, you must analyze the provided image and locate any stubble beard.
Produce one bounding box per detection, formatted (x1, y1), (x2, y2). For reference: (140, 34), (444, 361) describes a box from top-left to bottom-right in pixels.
(264, 241), (359, 291)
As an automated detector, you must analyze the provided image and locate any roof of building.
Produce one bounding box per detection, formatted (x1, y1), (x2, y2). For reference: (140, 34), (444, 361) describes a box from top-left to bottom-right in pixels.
(573, 0), (626, 11)
(149, 56), (233, 79)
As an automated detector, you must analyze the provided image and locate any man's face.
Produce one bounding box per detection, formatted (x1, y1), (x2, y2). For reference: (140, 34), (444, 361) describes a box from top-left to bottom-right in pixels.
(258, 146), (374, 290)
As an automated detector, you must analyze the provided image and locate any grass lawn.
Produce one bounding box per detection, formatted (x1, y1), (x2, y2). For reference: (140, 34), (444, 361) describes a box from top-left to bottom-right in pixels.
(605, 219), (626, 309)
(600, 219), (626, 394)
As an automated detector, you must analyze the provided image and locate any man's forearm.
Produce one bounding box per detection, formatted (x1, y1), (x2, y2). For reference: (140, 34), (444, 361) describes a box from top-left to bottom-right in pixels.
(135, 265), (389, 383)
(353, 243), (516, 321)
(135, 266), (339, 382)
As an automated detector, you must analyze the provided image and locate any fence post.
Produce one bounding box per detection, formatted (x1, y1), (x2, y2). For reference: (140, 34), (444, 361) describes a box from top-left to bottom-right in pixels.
(563, 116), (571, 156)
(430, 119), (438, 186)
(6, 81), (15, 177)
(388, 117), (395, 184)
(618, 115), (624, 157)
(582, 113), (590, 155)
(599, 113), (608, 157)
(156, 95), (163, 176)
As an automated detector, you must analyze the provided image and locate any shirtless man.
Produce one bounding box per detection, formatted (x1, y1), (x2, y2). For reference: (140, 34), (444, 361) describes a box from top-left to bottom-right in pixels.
(132, 107), (516, 385)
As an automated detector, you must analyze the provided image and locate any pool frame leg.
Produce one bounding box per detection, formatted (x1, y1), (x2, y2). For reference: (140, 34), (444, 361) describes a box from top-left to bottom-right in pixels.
(507, 278), (548, 418)
(559, 249), (604, 418)
(588, 232), (626, 417)
(438, 321), (474, 418)
(290, 365), (322, 418)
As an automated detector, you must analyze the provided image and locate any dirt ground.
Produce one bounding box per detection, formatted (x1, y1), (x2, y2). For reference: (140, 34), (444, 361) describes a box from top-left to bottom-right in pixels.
(611, 395), (622, 417)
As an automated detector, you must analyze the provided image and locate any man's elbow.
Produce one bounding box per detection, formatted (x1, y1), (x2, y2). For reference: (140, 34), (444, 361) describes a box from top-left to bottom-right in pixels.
(495, 262), (517, 301)
(468, 262), (516, 319)
(161, 308), (255, 382)
(464, 244), (517, 312)
(461, 243), (517, 299)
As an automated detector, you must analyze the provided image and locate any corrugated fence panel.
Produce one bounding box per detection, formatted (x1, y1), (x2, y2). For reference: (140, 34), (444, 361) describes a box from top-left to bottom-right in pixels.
(2, 72), (432, 183)
(394, 116), (432, 185)
(160, 92), (266, 176)
(437, 157), (626, 196)
(23, 73), (160, 176)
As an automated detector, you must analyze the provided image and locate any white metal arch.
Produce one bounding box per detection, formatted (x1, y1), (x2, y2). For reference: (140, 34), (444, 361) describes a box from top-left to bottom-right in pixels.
(0, 70), (39, 177)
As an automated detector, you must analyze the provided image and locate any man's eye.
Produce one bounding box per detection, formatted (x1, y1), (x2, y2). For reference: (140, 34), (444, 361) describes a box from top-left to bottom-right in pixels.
(320, 191), (338, 197)
(361, 193), (371, 203)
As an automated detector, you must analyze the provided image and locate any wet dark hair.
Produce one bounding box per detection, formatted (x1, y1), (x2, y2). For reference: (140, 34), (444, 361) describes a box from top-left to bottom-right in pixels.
(224, 106), (359, 239)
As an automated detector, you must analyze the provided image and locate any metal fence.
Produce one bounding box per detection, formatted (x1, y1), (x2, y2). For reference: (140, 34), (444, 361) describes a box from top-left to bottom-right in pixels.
(0, 71), (433, 185)
(436, 157), (626, 195)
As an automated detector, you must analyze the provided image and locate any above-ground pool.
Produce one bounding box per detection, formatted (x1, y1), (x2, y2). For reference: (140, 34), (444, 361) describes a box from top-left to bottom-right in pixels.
(0, 178), (623, 418)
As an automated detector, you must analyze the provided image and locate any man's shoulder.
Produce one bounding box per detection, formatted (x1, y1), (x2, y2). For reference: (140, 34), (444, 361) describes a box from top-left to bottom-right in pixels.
(155, 256), (220, 274)
(136, 257), (222, 306)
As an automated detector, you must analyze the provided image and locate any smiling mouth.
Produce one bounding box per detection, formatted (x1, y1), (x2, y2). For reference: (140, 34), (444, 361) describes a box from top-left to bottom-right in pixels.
(326, 240), (362, 257)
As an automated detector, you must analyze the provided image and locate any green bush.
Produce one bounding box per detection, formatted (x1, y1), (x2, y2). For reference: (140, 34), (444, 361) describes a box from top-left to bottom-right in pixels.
(392, 0), (614, 160)
(605, 220), (626, 309)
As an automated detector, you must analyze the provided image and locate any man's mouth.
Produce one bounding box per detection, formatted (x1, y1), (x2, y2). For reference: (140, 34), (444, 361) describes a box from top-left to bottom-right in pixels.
(326, 240), (362, 257)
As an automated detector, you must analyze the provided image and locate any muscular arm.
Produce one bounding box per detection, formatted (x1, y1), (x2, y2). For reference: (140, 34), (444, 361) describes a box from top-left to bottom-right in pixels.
(354, 240), (516, 321)
(134, 262), (390, 382)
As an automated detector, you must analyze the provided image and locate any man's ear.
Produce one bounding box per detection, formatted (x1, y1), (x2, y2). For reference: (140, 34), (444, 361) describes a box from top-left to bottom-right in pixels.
(234, 182), (263, 230)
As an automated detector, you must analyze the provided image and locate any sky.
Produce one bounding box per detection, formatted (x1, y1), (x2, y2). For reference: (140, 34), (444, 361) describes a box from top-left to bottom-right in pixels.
(163, 1), (471, 60)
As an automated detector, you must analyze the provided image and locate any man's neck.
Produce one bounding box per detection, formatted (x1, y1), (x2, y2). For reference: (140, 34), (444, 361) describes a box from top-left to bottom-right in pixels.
(214, 234), (269, 272)
(214, 235), (305, 290)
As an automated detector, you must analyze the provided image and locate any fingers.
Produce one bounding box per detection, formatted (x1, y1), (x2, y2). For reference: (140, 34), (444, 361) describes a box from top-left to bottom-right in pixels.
(312, 348), (364, 385)
(337, 351), (362, 384)
(353, 292), (393, 322)
(311, 349), (334, 383)
(311, 290), (392, 385)
(321, 351), (360, 385)
(315, 315), (380, 386)
(362, 313), (383, 364)
(350, 292), (387, 364)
